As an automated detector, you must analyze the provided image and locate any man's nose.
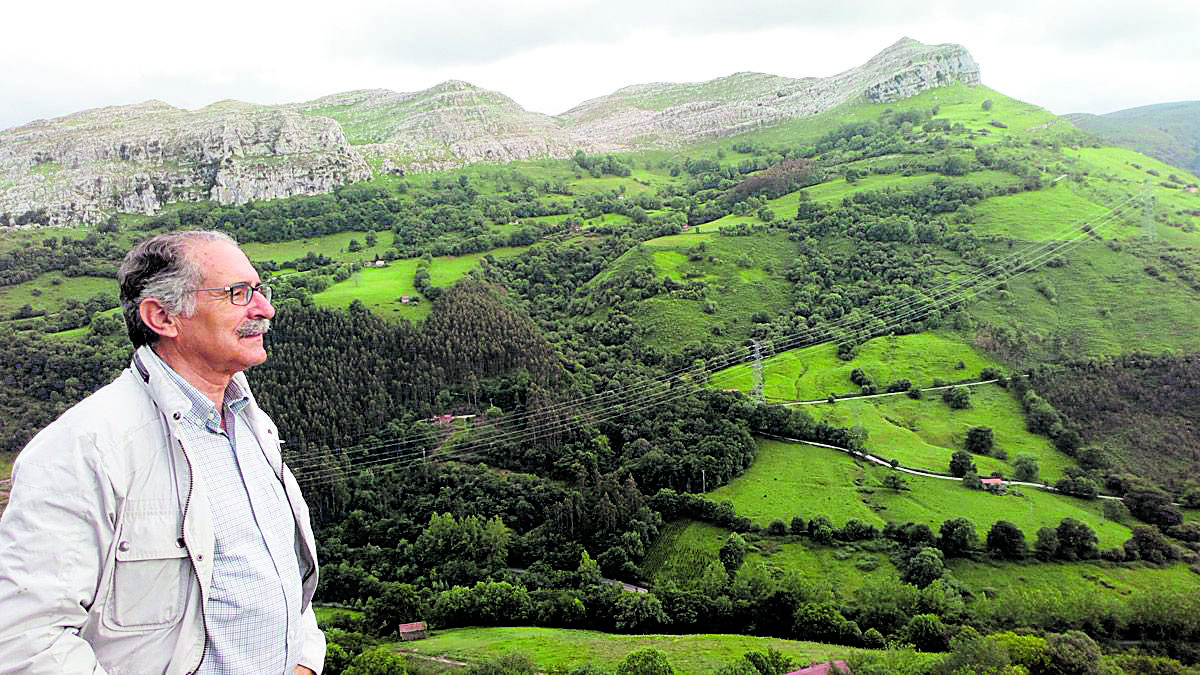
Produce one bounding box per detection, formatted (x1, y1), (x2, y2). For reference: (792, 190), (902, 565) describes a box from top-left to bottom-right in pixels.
(249, 288), (275, 319)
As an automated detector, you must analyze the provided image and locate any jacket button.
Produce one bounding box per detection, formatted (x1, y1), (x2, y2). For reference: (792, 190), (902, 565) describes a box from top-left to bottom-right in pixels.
(176, 537), (186, 548)
(118, 541), (130, 552)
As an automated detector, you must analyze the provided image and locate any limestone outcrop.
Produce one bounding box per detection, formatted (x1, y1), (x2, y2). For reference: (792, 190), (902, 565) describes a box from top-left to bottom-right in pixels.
(0, 38), (980, 226)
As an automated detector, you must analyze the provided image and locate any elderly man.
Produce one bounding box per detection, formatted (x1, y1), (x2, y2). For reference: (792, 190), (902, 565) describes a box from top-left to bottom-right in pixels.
(0, 231), (325, 674)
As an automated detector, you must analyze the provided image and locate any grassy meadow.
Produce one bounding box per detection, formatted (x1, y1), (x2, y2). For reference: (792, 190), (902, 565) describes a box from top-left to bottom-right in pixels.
(707, 439), (1128, 547)
(313, 247), (527, 321)
(399, 626), (856, 675)
(709, 332), (999, 401)
(808, 383), (1076, 482)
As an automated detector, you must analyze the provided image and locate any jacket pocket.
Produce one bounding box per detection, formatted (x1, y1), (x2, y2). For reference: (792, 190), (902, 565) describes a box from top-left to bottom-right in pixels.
(104, 512), (190, 631)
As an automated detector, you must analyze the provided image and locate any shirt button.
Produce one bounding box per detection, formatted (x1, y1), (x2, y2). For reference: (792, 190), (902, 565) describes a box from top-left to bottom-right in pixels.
(118, 541), (130, 552)
(173, 412), (181, 420)
(196, 554), (204, 561)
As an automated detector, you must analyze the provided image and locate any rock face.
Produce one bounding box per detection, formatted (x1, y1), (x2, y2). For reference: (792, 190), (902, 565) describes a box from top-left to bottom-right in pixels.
(1, 101), (371, 226)
(0, 38), (980, 226)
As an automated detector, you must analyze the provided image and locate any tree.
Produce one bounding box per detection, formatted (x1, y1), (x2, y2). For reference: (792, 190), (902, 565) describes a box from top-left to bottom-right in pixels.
(1013, 456), (1039, 482)
(902, 614), (949, 652)
(617, 648), (674, 675)
(742, 648), (795, 675)
(1044, 631), (1101, 675)
(1055, 518), (1098, 561)
(938, 518), (978, 558)
(986, 521), (1027, 560)
(981, 99), (994, 111)
(882, 473), (909, 491)
(1124, 526), (1178, 564)
(1124, 486), (1183, 528)
(900, 547), (945, 588)
(363, 582), (424, 637)
(949, 451), (976, 478)
(1034, 527), (1060, 561)
(942, 386), (970, 409)
(719, 533), (748, 576)
(965, 427), (994, 455)
(344, 647), (408, 675)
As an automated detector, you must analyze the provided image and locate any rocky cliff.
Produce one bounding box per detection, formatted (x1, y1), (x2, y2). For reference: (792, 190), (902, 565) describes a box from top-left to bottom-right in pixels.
(0, 38), (980, 226)
(0, 101), (370, 226)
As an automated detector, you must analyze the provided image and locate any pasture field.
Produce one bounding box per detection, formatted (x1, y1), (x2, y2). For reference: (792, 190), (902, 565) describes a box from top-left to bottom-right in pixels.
(708, 440), (882, 527)
(950, 558), (1200, 599)
(401, 626), (855, 675)
(0, 273), (115, 320)
(970, 182), (1117, 241)
(603, 231), (797, 350)
(710, 333), (999, 401)
(967, 238), (1200, 361)
(808, 383), (1076, 482)
(242, 230), (396, 263)
(313, 247), (527, 321)
(708, 440), (1128, 548)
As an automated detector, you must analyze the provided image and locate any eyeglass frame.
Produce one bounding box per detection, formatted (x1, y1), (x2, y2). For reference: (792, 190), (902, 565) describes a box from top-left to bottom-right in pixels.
(189, 282), (272, 305)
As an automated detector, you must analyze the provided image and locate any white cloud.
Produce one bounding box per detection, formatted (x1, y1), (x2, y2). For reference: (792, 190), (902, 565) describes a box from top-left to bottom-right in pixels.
(1, 0), (1196, 129)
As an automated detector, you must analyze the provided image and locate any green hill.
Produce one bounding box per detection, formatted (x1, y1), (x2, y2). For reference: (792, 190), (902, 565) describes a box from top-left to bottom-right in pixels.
(1065, 101), (1200, 176)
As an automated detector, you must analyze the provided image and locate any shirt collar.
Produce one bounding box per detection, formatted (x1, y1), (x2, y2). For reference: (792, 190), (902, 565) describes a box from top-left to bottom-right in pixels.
(143, 347), (250, 430)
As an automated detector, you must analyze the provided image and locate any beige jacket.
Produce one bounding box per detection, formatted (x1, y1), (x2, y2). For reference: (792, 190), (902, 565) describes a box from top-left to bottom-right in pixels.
(0, 346), (325, 674)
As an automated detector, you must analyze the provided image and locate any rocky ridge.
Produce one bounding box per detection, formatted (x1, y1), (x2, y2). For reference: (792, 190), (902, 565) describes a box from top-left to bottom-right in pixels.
(1, 38), (979, 226)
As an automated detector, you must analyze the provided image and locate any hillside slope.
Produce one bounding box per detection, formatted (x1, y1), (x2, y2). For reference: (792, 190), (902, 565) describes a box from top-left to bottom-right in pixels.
(0, 38), (977, 226)
(1065, 101), (1200, 175)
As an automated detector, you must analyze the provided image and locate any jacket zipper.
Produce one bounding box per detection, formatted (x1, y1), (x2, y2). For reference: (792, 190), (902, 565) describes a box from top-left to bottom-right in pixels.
(178, 437), (209, 675)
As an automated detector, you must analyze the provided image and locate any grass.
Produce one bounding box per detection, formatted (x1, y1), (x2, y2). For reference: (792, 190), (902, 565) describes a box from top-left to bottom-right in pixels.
(242, 230), (397, 264)
(708, 439), (1128, 548)
(966, 238), (1200, 361)
(808, 384), (1076, 483)
(401, 626), (855, 675)
(599, 231), (797, 350)
(970, 182), (1119, 241)
(313, 247), (527, 321)
(0, 273), (115, 320)
(710, 332), (999, 401)
(951, 557), (1200, 598)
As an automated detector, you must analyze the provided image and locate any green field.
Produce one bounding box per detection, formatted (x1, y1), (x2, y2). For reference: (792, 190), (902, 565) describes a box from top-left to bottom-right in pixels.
(951, 557), (1200, 599)
(401, 626), (854, 675)
(708, 440), (1127, 548)
(242, 230), (397, 264)
(809, 384), (1076, 482)
(600, 231), (798, 349)
(710, 332), (999, 401)
(313, 247), (527, 321)
(971, 182), (1118, 241)
(0, 273), (115, 320)
(967, 238), (1200, 361)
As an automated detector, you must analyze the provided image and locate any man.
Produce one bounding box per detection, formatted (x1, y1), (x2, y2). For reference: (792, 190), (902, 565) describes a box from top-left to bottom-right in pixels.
(0, 231), (325, 674)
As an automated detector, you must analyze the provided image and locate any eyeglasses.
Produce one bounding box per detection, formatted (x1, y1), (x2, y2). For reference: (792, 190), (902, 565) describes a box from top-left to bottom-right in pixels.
(190, 282), (272, 305)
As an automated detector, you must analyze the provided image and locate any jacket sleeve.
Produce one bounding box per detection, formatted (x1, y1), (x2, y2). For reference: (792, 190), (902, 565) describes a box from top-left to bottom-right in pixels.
(295, 603), (326, 674)
(0, 429), (113, 674)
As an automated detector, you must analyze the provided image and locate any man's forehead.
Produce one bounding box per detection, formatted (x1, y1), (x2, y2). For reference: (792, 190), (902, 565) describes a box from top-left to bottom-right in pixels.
(193, 241), (259, 285)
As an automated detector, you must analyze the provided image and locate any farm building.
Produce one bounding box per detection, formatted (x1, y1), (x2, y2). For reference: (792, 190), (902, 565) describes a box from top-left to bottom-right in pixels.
(981, 477), (1007, 494)
(397, 621), (428, 641)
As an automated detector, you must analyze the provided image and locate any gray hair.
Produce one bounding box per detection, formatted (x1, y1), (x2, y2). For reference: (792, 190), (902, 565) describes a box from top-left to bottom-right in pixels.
(119, 230), (237, 347)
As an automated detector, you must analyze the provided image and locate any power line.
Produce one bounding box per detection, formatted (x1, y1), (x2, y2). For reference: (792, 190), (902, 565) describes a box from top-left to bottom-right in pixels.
(286, 193), (1146, 488)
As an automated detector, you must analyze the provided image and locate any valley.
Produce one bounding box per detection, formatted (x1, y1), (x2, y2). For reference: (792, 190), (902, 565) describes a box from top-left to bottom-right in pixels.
(3, 43), (1200, 674)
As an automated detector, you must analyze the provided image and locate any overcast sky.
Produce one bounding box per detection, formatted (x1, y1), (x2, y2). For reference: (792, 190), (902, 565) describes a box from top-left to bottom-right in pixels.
(3, 0), (1197, 131)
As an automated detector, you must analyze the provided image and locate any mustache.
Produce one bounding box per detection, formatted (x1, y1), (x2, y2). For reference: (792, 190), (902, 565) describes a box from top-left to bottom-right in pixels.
(235, 319), (271, 337)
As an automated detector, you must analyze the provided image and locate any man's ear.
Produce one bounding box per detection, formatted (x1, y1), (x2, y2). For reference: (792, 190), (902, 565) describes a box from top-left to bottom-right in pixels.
(138, 298), (180, 339)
